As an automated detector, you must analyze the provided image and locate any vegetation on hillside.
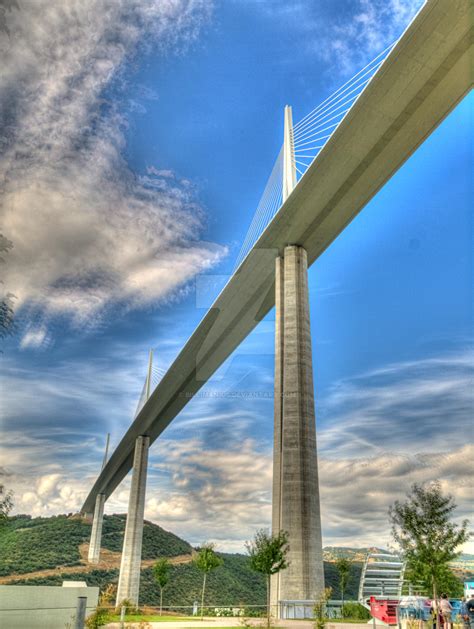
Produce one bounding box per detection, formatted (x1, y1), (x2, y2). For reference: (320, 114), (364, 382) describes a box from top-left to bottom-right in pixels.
(3, 560), (361, 607)
(8, 558), (268, 608)
(0, 512), (390, 607)
(0, 513), (190, 576)
(0, 514), (88, 575)
(0, 484), (13, 527)
(100, 514), (191, 559)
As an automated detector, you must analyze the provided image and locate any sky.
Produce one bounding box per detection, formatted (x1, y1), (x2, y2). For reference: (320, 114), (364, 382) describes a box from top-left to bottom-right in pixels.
(0, 0), (473, 554)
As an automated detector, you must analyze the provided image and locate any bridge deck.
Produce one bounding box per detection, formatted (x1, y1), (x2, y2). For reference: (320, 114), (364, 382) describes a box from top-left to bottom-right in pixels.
(82, 0), (472, 514)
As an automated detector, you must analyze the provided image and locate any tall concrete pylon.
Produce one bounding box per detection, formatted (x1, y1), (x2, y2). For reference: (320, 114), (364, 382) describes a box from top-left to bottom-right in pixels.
(270, 107), (324, 614)
(116, 434), (150, 606)
(116, 349), (153, 606)
(282, 105), (296, 203)
(88, 433), (110, 564)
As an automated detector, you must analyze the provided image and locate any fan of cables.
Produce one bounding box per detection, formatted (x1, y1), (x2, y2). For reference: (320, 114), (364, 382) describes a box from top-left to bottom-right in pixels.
(234, 146), (283, 270)
(292, 42), (396, 179)
(134, 360), (166, 418)
(234, 41), (397, 272)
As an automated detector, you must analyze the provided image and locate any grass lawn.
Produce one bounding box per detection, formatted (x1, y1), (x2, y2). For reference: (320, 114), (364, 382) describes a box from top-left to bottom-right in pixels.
(326, 619), (371, 623)
(106, 617), (285, 627)
(107, 613), (370, 624)
(108, 615), (199, 622)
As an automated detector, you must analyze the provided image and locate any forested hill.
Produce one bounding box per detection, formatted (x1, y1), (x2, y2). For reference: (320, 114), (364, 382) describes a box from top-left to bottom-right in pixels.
(0, 513), (361, 606)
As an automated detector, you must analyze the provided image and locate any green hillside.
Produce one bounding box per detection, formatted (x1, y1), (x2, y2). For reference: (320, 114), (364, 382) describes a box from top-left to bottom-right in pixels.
(0, 514), (361, 606)
(7, 559), (359, 607)
(0, 514), (191, 576)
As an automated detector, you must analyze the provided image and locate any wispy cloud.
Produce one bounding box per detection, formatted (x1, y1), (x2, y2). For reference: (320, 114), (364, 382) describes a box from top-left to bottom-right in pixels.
(318, 0), (425, 73)
(0, 343), (154, 449)
(254, 0), (424, 76)
(3, 347), (472, 550)
(0, 0), (224, 336)
(318, 349), (474, 458)
(19, 325), (51, 350)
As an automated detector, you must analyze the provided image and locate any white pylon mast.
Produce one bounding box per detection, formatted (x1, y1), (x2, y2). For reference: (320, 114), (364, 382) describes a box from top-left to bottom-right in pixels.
(145, 349), (153, 401)
(283, 105), (297, 203)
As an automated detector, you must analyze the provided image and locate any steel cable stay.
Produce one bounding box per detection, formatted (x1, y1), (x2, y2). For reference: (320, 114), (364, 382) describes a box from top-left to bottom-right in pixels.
(294, 134), (332, 149)
(234, 147), (284, 269)
(293, 62), (386, 138)
(293, 40), (396, 132)
(248, 158), (282, 245)
(294, 108), (354, 143)
(235, 41), (397, 269)
(239, 166), (280, 256)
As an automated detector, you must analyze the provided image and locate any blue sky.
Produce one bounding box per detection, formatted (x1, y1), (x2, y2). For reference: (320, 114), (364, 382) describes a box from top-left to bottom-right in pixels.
(1, 0), (472, 553)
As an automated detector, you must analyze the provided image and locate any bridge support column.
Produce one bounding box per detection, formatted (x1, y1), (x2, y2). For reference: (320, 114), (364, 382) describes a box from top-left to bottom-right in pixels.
(116, 435), (149, 607)
(271, 245), (324, 615)
(88, 493), (105, 564)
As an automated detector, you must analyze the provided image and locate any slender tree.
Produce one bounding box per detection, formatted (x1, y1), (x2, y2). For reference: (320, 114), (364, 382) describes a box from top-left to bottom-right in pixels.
(193, 543), (223, 620)
(335, 557), (352, 617)
(389, 481), (469, 628)
(0, 234), (16, 343)
(245, 529), (289, 628)
(153, 558), (170, 616)
(0, 484), (13, 529)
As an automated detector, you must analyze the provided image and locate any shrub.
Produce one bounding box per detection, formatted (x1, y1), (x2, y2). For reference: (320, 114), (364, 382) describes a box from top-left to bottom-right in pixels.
(85, 606), (111, 628)
(341, 602), (371, 620)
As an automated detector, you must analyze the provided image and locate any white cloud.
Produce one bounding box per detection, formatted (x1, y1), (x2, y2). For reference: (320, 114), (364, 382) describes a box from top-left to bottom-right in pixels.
(316, 0), (424, 73)
(318, 350), (474, 458)
(318, 446), (473, 547)
(0, 0), (224, 332)
(8, 472), (89, 517)
(2, 348), (472, 552)
(254, 0), (424, 76)
(19, 325), (51, 350)
(4, 430), (472, 552)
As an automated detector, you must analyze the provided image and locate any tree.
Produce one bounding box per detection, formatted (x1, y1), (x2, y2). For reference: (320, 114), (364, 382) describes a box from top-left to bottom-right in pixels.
(313, 587), (332, 629)
(245, 529), (289, 628)
(193, 543), (223, 619)
(0, 484), (13, 529)
(153, 558), (170, 616)
(86, 584), (114, 628)
(389, 481), (469, 625)
(335, 557), (352, 617)
(0, 234), (16, 344)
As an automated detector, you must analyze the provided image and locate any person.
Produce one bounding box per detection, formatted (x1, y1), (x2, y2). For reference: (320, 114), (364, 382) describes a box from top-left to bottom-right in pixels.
(461, 598), (470, 629)
(466, 595), (474, 629)
(440, 594), (453, 629)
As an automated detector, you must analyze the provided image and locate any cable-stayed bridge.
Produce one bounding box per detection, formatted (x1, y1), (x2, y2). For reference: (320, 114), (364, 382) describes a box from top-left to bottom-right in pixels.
(234, 42), (397, 270)
(81, 0), (472, 612)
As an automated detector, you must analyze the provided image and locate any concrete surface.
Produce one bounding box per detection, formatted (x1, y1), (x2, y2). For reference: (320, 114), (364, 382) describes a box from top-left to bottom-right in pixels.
(271, 247), (324, 605)
(116, 436), (150, 606)
(88, 492), (105, 563)
(0, 584), (98, 629)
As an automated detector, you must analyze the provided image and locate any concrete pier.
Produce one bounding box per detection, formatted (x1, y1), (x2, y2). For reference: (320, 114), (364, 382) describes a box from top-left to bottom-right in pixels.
(88, 493), (105, 564)
(271, 245), (324, 610)
(116, 435), (150, 606)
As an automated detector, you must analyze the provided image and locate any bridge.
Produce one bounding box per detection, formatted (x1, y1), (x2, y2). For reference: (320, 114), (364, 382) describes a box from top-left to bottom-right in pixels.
(81, 0), (472, 612)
